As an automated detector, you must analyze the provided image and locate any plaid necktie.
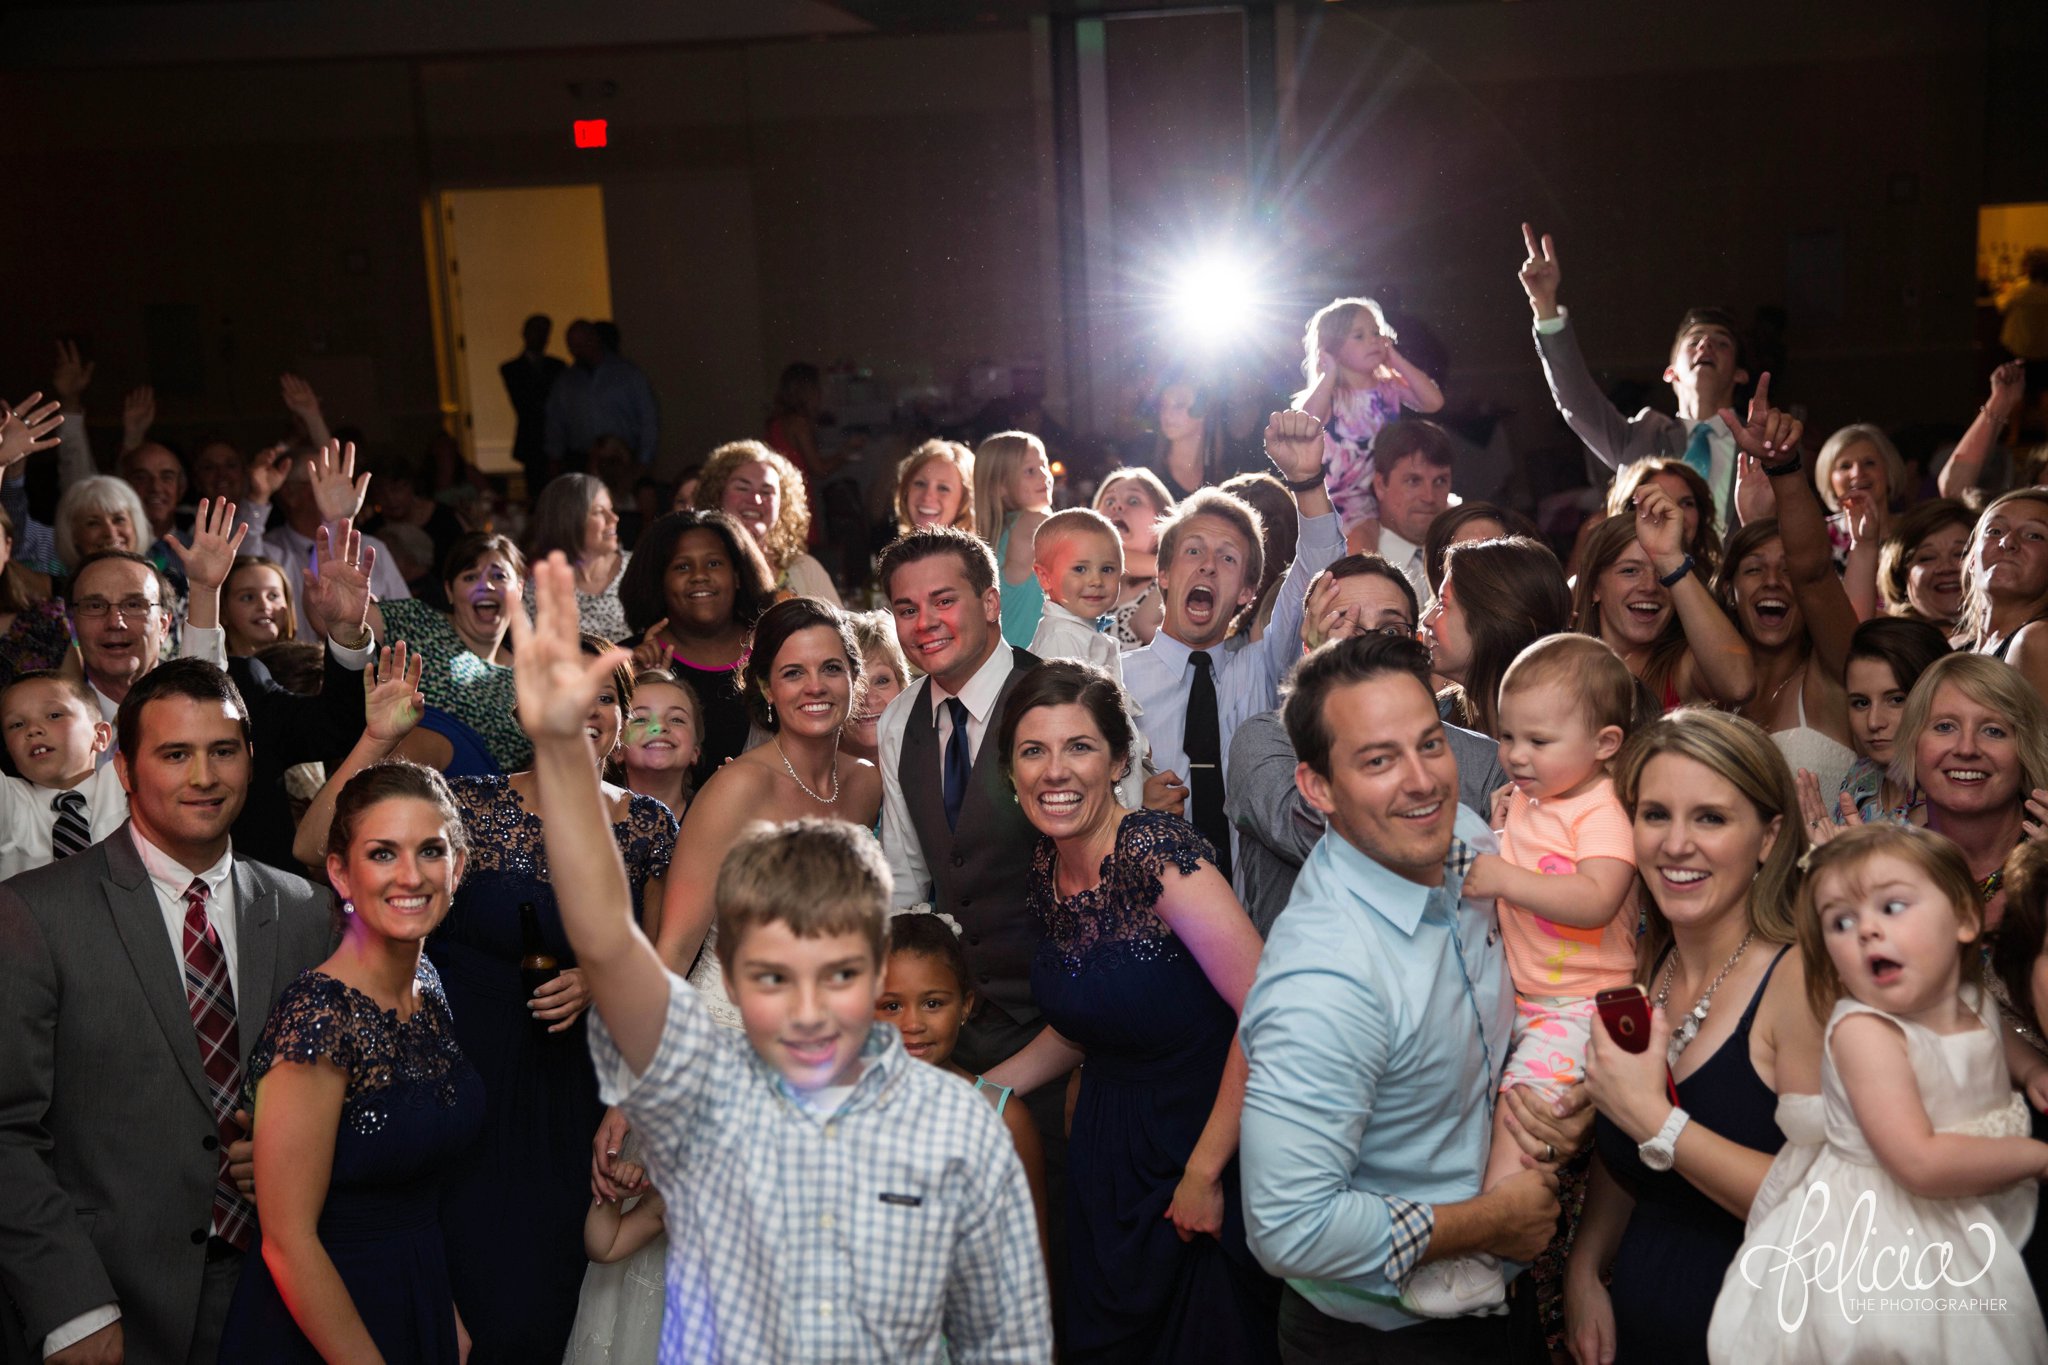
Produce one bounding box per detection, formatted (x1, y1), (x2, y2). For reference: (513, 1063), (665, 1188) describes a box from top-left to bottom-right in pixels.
(49, 790), (90, 860)
(179, 879), (255, 1251)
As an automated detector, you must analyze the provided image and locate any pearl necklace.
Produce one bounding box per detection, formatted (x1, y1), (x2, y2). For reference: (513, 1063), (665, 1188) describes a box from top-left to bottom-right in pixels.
(1655, 930), (1754, 1067)
(774, 738), (841, 806)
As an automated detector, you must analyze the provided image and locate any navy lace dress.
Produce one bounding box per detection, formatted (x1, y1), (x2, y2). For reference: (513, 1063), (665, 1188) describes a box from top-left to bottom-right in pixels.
(219, 960), (482, 1362)
(1030, 809), (1281, 1364)
(435, 777), (677, 1364)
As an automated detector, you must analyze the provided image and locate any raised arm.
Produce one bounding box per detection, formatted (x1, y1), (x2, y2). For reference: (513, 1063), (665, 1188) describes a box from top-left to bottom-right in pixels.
(1382, 346), (1444, 415)
(510, 555), (672, 1073)
(281, 374), (333, 449)
(119, 387), (155, 456)
(290, 645), (424, 869)
(1521, 224), (1635, 473)
(166, 497), (247, 639)
(1723, 378), (1855, 679)
(1636, 485), (1754, 706)
(1938, 360), (2025, 500)
(1256, 411), (1343, 677)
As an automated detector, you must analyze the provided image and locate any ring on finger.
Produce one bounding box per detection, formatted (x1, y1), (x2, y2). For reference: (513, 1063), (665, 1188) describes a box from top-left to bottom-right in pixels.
(1544, 1142), (1557, 1163)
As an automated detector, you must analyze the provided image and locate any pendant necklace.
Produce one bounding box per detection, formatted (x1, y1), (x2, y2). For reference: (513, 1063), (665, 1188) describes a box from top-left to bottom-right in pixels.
(1655, 930), (1754, 1067)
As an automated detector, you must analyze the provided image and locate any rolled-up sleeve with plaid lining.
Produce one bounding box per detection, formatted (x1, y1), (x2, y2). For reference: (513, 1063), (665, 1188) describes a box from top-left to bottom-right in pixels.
(589, 972), (1052, 1363)
(1238, 807), (1515, 1330)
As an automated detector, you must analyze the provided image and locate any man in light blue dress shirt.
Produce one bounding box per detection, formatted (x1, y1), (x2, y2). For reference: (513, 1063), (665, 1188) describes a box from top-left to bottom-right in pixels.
(1122, 411), (1345, 869)
(1239, 635), (1586, 1362)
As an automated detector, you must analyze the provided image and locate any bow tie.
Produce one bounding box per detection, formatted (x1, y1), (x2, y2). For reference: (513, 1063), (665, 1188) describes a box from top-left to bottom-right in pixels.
(1094, 614), (1115, 634)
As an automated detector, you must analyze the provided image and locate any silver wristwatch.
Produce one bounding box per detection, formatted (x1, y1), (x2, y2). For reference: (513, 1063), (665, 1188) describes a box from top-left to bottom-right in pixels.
(1638, 1106), (1690, 1172)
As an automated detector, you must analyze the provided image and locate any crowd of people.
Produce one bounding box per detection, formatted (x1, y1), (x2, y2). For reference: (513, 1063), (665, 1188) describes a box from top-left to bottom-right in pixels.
(8, 218), (2048, 1365)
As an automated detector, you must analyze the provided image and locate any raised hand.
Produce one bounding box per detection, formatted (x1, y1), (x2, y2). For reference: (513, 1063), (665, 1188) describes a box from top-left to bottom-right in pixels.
(303, 516), (375, 643)
(1989, 359), (2026, 425)
(1842, 492), (1880, 548)
(1263, 409), (1327, 484)
(1717, 372), (1804, 468)
(510, 554), (633, 744)
(1795, 767), (1854, 847)
(51, 340), (94, 408)
(164, 497), (248, 593)
(280, 372), (331, 444)
(120, 385), (157, 452)
(1301, 573), (1347, 651)
(1732, 453), (1777, 525)
(308, 438), (371, 522)
(1632, 484), (1686, 567)
(629, 618), (672, 673)
(1519, 223), (1561, 320)
(246, 442), (290, 504)
(363, 642), (425, 744)
(0, 393), (64, 471)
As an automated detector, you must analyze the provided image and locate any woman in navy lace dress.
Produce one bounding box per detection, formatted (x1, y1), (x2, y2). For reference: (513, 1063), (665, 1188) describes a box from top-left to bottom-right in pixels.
(436, 642), (677, 1363)
(986, 661), (1281, 1363)
(219, 760), (483, 1361)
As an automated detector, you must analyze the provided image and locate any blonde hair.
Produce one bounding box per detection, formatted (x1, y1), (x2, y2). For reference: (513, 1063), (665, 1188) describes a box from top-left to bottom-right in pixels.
(845, 608), (912, 705)
(54, 476), (152, 573)
(1296, 296), (1396, 397)
(1795, 824), (1981, 1023)
(1092, 467), (1177, 524)
(1960, 488), (2048, 646)
(1812, 424), (1907, 514)
(1888, 651), (2048, 800)
(972, 431), (1048, 549)
(1033, 508), (1123, 569)
(894, 440), (976, 536)
(713, 817), (891, 973)
(1614, 711), (1804, 982)
(693, 440), (810, 579)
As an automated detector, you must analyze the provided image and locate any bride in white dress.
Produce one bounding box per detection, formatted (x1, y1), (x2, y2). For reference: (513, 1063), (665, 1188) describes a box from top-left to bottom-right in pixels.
(1709, 827), (2048, 1363)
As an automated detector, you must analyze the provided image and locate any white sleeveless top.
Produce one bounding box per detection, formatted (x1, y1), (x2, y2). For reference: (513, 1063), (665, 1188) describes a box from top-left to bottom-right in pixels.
(1770, 677), (1857, 804)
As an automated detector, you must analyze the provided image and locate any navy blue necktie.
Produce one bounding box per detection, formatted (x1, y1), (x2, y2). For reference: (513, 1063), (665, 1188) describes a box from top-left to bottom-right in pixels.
(942, 697), (972, 832)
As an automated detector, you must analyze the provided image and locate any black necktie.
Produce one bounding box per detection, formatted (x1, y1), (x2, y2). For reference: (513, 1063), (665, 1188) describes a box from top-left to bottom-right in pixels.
(942, 697), (972, 832)
(1185, 650), (1231, 879)
(50, 789), (91, 860)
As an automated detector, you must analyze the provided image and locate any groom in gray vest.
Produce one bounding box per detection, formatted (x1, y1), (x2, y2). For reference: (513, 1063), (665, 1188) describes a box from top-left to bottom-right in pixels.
(875, 526), (1044, 1074)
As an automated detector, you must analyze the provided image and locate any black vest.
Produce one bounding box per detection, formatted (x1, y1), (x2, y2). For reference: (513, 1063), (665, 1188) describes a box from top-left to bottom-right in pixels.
(899, 648), (1043, 1027)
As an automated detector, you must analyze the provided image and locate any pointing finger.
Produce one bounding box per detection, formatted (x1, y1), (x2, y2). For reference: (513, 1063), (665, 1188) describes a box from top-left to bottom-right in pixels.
(1521, 221), (1539, 257)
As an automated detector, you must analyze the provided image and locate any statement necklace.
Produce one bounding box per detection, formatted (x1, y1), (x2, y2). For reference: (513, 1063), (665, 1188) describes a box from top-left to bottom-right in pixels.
(1655, 930), (1754, 1067)
(775, 738), (841, 805)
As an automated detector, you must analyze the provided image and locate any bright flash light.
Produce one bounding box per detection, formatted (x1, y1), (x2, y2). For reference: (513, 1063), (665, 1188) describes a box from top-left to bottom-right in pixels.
(1168, 254), (1257, 346)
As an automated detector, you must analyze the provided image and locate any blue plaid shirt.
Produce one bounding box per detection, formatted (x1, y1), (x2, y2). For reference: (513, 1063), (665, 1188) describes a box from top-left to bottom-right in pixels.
(590, 974), (1052, 1363)
(1239, 807), (1515, 1330)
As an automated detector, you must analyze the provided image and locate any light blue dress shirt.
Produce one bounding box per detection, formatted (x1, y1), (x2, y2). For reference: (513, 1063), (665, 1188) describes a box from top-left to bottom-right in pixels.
(544, 354), (661, 465)
(1121, 511), (1344, 864)
(1239, 806), (1515, 1330)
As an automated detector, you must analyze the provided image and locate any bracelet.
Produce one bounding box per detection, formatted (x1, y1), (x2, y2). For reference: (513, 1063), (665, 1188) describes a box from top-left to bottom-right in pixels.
(1760, 453), (1803, 478)
(1278, 470), (1327, 493)
(1656, 554), (1696, 588)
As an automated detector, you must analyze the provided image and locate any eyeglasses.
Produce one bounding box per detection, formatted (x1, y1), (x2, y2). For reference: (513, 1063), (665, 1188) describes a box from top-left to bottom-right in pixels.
(73, 596), (160, 620)
(1376, 621), (1417, 638)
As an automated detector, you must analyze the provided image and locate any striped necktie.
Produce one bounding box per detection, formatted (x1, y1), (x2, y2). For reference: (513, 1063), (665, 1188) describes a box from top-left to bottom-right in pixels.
(50, 790), (91, 860)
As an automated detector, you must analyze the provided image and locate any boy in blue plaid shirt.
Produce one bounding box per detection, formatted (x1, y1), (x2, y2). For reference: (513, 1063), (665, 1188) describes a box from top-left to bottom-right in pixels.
(513, 557), (1052, 1364)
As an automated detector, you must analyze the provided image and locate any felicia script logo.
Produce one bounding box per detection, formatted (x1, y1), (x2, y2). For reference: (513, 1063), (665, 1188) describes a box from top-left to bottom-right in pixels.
(1736, 1181), (1999, 1331)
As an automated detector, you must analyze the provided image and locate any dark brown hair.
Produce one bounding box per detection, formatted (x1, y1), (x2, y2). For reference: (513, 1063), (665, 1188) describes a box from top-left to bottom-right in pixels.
(997, 660), (1134, 784)
(1436, 536), (1572, 737)
(327, 759), (470, 861)
(1422, 500), (1540, 595)
(742, 597), (863, 731)
(1282, 634), (1435, 779)
(619, 509), (775, 637)
(876, 525), (1000, 601)
(115, 658), (252, 763)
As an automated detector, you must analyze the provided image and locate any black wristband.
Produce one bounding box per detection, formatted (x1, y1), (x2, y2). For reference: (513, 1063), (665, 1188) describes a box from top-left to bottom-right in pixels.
(1761, 454), (1803, 478)
(1279, 470), (1326, 493)
(1656, 554), (1696, 588)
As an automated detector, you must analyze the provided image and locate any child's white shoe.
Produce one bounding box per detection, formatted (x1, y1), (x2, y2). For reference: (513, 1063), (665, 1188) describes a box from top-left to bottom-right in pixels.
(1398, 1254), (1505, 1318)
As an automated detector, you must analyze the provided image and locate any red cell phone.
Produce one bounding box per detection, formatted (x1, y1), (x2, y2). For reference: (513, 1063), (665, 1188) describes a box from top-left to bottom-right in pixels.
(1595, 986), (1652, 1053)
(1595, 984), (1683, 1107)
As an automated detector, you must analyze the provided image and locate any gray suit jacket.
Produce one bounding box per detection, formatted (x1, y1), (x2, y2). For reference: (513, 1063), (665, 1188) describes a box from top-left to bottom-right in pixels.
(0, 825), (332, 1362)
(1533, 316), (1688, 472)
(1225, 709), (1508, 936)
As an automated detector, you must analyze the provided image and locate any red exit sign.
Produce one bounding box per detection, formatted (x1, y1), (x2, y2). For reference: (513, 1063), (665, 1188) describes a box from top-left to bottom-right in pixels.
(573, 119), (608, 149)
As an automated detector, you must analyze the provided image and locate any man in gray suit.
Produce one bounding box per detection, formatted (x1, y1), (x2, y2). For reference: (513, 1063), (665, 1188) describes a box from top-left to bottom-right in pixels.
(1225, 553), (1507, 934)
(1519, 222), (1749, 526)
(0, 659), (333, 1364)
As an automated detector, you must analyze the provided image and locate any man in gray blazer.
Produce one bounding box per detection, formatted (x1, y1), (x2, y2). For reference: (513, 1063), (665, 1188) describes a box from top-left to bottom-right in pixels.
(0, 659), (333, 1365)
(1519, 222), (1749, 525)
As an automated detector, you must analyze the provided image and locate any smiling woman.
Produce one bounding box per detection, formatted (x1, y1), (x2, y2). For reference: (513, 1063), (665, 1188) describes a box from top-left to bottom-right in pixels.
(1963, 489), (2048, 701)
(370, 533), (529, 774)
(984, 659), (1282, 1360)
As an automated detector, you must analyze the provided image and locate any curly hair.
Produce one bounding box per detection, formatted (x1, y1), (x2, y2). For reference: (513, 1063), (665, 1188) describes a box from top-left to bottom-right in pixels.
(692, 440), (810, 580)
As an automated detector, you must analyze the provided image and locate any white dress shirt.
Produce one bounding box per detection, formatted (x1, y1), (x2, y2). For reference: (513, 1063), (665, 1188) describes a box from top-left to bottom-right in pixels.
(1122, 511), (1344, 867)
(43, 828), (238, 1358)
(1377, 526), (1431, 615)
(877, 641), (1016, 912)
(0, 766), (129, 882)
